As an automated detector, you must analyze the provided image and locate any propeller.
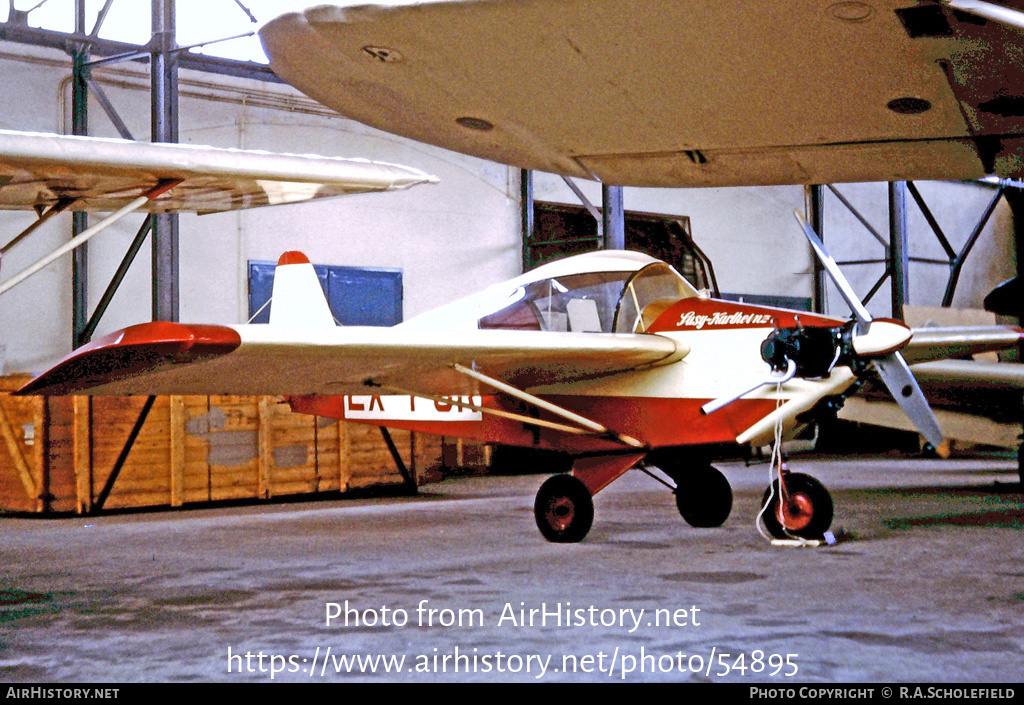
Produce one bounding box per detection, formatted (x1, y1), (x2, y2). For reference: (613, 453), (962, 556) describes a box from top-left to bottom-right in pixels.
(793, 210), (948, 455)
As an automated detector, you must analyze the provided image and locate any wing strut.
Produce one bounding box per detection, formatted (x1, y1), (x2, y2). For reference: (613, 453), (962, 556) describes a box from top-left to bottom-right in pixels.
(380, 381), (612, 438)
(376, 362), (645, 448)
(452, 363), (645, 448)
(0, 179), (182, 296)
(0, 196), (78, 269)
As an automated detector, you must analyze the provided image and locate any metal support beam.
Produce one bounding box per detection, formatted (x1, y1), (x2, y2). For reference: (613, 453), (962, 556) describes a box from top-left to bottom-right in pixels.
(71, 0), (89, 348)
(806, 185), (826, 313)
(151, 0), (179, 322)
(0, 198), (76, 258)
(520, 169), (534, 272)
(941, 186), (1004, 307)
(79, 216), (154, 345)
(560, 176), (603, 237)
(83, 74), (134, 140)
(817, 180), (1011, 319)
(888, 182), (909, 320)
(602, 185), (625, 250)
(0, 22), (281, 83)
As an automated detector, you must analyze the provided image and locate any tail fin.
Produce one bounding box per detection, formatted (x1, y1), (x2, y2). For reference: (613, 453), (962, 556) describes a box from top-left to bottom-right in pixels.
(269, 251), (336, 328)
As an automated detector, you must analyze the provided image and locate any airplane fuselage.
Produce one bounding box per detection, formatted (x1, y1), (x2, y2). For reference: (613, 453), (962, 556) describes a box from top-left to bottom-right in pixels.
(289, 296), (856, 457)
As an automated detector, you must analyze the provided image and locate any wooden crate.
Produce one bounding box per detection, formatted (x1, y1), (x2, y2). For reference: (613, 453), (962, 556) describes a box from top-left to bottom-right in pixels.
(0, 376), (445, 514)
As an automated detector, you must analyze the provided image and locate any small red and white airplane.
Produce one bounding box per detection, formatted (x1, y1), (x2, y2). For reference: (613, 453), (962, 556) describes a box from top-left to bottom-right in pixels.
(17, 216), (1022, 543)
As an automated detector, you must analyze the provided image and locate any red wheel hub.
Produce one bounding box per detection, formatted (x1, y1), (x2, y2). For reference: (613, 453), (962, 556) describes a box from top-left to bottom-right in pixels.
(545, 497), (575, 530)
(777, 492), (814, 531)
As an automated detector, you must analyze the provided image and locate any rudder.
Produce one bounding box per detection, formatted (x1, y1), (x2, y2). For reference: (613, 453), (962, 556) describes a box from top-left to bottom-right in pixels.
(269, 251), (336, 328)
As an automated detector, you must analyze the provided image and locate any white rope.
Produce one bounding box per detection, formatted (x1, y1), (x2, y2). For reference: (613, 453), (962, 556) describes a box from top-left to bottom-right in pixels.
(756, 380), (829, 548)
(755, 380), (786, 542)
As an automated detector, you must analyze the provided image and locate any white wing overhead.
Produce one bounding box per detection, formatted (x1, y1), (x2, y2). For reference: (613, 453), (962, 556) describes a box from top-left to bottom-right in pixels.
(0, 129), (438, 214)
(259, 0), (1024, 187)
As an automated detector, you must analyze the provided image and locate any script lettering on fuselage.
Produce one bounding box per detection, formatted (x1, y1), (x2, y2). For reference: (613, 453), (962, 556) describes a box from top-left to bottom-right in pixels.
(677, 311), (773, 329)
(345, 395), (483, 421)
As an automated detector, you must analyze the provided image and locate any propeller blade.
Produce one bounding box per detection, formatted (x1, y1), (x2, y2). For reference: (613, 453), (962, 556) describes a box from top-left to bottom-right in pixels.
(793, 210), (947, 455)
(793, 210), (872, 326)
(874, 351), (948, 453)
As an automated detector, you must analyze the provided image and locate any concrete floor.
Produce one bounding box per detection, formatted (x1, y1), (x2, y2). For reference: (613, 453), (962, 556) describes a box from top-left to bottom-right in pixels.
(0, 453), (1021, 683)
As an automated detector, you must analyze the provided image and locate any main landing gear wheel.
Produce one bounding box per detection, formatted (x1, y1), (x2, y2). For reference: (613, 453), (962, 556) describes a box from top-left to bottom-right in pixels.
(675, 466), (732, 528)
(534, 474), (594, 543)
(760, 472), (833, 540)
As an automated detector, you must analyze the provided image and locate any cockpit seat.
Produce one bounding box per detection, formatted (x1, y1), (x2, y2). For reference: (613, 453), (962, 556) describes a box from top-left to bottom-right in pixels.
(567, 298), (602, 332)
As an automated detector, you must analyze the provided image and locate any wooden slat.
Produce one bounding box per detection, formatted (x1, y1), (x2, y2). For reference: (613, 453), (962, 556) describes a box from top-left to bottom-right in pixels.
(0, 396), (37, 502)
(338, 419), (350, 492)
(170, 395), (185, 507)
(74, 396), (91, 514)
(258, 397), (272, 498)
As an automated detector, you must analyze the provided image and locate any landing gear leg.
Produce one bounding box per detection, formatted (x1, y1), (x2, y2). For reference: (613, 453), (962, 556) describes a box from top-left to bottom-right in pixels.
(760, 472), (833, 540)
(534, 474), (594, 543)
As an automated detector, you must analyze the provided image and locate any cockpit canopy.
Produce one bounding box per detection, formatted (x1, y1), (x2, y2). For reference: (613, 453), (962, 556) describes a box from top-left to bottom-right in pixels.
(479, 259), (697, 333)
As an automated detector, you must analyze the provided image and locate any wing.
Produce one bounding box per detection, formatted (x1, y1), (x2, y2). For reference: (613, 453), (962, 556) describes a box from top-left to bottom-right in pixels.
(902, 325), (1024, 364)
(0, 129), (438, 214)
(911, 359), (1024, 387)
(259, 1), (1024, 188)
(16, 321), (683, 397)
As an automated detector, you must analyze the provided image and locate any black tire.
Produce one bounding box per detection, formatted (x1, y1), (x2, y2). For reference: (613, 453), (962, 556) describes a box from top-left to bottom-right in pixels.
(534, 474), (594, 543)
(760, 472), (833, 540)
(675, 466), (732, 527)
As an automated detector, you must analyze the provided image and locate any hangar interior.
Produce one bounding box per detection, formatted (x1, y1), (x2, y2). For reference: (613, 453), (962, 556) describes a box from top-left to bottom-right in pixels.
(0, 1), (1020, 516)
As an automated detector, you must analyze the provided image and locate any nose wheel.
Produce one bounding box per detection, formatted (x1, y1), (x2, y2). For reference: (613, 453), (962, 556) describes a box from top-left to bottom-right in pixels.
(760, 472), (833, 540)
(534, 474), (594, 543)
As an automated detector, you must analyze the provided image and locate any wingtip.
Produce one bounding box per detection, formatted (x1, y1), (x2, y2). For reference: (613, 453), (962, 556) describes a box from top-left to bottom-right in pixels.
(16, 322), (242, 396)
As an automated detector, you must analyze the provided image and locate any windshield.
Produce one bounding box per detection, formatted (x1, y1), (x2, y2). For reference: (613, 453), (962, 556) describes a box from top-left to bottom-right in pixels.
(479, 263), (696, 333)
(613, 262), (699, 332)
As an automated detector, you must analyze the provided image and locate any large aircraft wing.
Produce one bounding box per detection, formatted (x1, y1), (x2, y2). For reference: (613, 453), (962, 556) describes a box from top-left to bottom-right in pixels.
(911, 359), (1024, 392)
(0, 129), (438, 214)
(15, 321), (682, 397)
(259, 0), (1024, 187)
(902, 325), (1024, 364)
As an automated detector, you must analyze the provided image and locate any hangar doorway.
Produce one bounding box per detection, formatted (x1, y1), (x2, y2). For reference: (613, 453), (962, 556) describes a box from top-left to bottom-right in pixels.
(525, 201), (718, 294)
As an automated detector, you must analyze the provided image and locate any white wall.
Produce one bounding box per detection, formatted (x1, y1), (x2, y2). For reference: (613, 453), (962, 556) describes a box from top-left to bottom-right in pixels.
(532, 175), (812, 299)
